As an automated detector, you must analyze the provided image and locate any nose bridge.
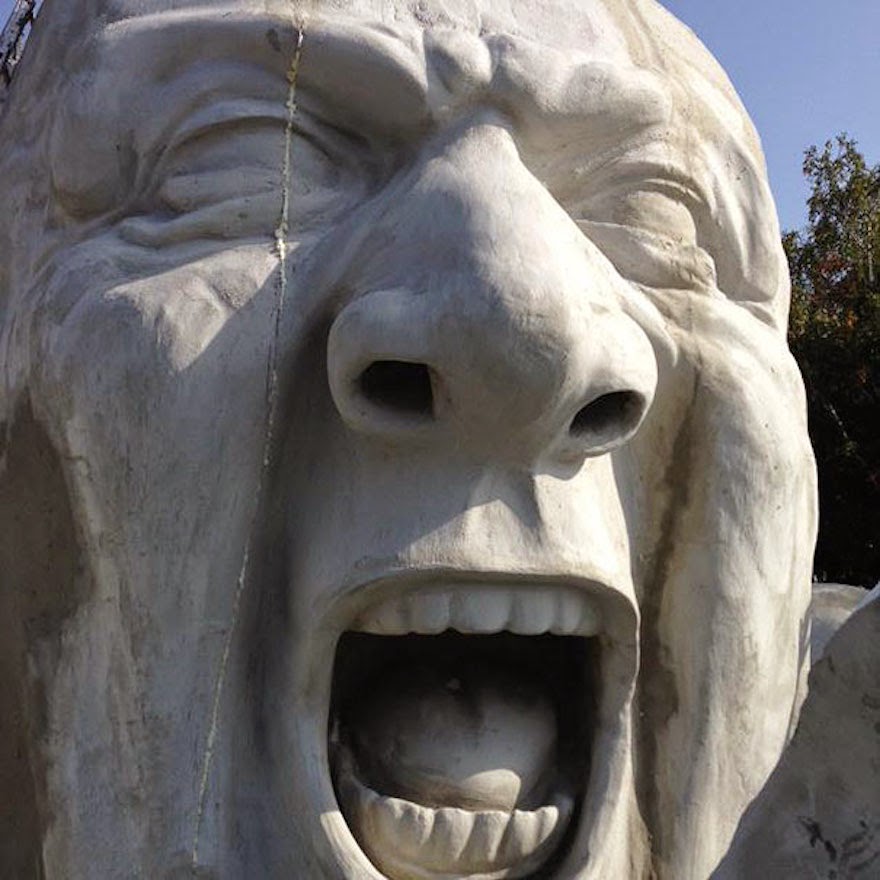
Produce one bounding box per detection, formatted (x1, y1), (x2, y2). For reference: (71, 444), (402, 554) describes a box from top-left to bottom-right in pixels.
(418, 125), (611, 413)
(327, 122), (659, 464)
(433, 123), (592, 313)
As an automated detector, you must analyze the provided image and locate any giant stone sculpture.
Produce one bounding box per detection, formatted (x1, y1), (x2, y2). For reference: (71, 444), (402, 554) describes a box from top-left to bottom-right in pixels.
(0, 1), (818, 878)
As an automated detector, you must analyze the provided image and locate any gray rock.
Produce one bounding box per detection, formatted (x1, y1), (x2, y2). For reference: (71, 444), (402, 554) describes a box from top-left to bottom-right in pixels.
(714, 595), (880, 878)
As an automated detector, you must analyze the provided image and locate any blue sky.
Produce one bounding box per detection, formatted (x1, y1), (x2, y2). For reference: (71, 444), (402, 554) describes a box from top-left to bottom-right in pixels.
(662, 0), (880, 231)
(3, 0), (878, 231)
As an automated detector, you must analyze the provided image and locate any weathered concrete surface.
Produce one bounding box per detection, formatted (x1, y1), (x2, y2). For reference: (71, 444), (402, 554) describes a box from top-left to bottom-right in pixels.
(715, 595), (880, 879)
(0, 2), (818, 878)
(811, 583), (867, 661)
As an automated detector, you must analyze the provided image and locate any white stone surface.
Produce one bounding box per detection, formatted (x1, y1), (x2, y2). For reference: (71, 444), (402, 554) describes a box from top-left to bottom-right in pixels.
(0, 2), (818, 879)
(713, 598), (880, 879)
(810, 583), (866, 661)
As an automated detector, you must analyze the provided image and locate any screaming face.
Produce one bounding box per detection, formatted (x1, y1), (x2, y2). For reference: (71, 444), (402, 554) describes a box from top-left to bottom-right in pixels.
(0, 2), (816, 879)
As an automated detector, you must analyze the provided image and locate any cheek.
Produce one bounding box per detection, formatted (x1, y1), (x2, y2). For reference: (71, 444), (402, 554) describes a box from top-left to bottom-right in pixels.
(39, 246), (277, 405)
(619, 315), (815, 597)
(32, 248), (280, 559)
(656, 297), (813, 498)
(698, 347), (818, 602)
(700, 337), (814, 490)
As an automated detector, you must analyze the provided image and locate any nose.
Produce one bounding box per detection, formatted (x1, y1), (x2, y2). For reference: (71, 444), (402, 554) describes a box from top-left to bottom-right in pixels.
(327, 124), (658, 465)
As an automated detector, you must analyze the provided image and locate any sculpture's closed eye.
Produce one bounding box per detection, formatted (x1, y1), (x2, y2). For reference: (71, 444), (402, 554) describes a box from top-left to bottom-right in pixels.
(118, 108), (379, 248)
(577, 217), (718, 293)
(569, 181), (718, 294)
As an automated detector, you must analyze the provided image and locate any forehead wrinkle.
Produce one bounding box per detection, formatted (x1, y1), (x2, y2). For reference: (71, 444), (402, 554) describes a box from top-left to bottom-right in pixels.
(296, 2), (762, 212)
(13, 1), (783, 310)
(64, 9), (298, 153)
(95, 10), (296, 81)
(300, 10), (667, 151)
(487, 36), (672, 150)
(45, 11), (299, 217)
(298, 16), (430, 134)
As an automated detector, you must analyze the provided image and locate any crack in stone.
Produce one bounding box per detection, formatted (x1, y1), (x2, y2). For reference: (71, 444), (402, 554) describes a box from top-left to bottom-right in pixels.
(190, 24), (306, 872)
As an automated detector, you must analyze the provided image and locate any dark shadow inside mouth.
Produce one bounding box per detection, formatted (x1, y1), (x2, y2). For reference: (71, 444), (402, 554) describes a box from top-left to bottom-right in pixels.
(330, 631), (597, 878)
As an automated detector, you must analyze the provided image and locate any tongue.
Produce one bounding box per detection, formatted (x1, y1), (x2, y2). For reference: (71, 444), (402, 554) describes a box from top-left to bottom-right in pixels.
(346, 660), (558, 812)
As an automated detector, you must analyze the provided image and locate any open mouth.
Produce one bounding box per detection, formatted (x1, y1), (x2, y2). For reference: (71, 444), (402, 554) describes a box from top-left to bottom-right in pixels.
(329, 585), (601, 879)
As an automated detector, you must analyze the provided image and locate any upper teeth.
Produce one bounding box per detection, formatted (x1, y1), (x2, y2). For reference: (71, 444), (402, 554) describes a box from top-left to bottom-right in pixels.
(352, 585), (601, 637)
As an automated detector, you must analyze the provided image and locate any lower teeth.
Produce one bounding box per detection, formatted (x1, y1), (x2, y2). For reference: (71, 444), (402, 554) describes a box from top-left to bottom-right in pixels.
(336, 753), (574, 879)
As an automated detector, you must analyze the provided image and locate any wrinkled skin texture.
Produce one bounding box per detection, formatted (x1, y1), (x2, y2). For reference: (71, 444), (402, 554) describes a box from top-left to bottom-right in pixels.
(0, 1), (816, 879)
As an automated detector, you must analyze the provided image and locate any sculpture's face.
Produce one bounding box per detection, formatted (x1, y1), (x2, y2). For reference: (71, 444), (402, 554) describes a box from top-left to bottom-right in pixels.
(0, 2), (816, 879)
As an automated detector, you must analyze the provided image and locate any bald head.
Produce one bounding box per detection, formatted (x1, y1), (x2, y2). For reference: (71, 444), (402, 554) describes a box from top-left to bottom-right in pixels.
(0, 4), (813, 880)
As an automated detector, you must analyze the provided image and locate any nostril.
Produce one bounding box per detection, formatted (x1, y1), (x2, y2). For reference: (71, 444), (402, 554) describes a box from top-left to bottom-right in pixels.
(358, 361), (434, 418)
(570, 390), (645, 442)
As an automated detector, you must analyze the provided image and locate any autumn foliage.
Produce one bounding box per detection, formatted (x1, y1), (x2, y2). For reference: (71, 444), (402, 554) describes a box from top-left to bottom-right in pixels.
(784, 135), (880, 586)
